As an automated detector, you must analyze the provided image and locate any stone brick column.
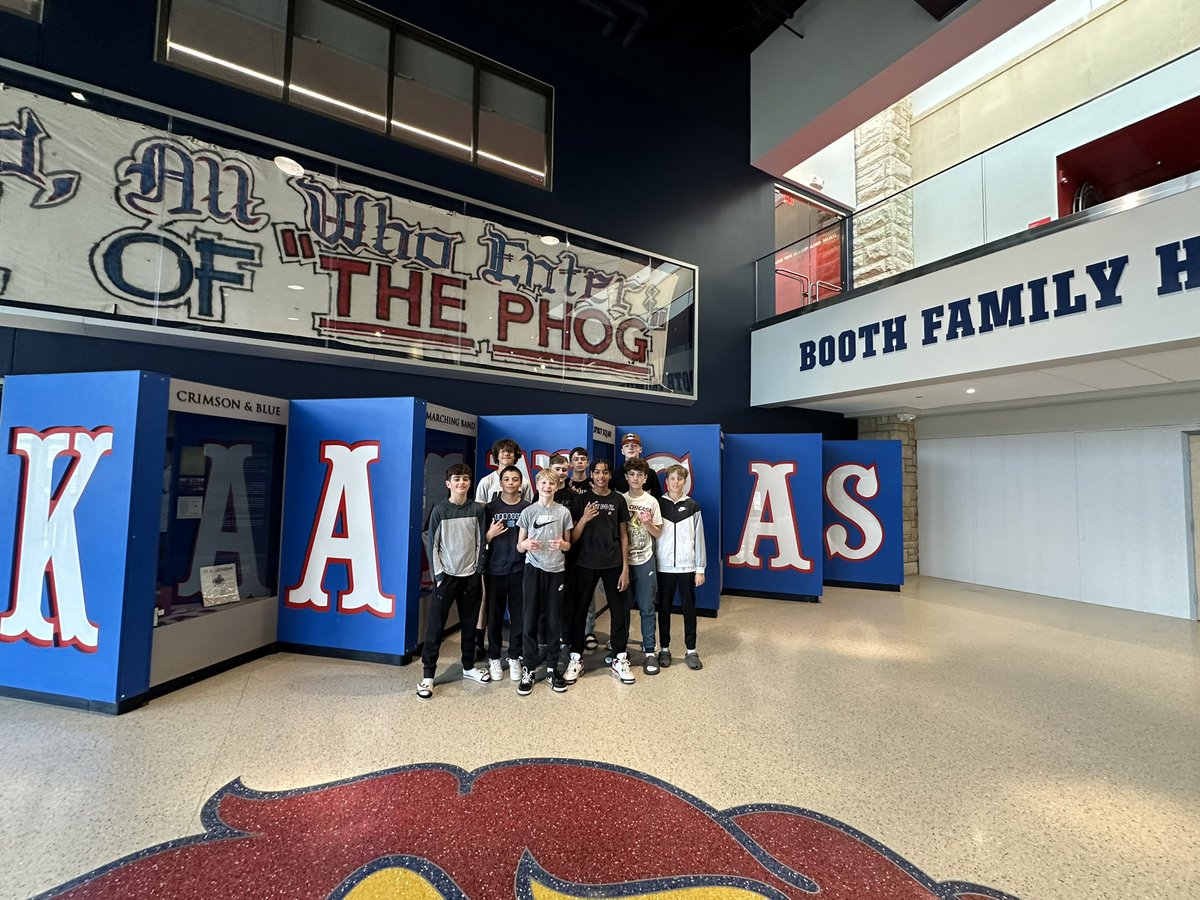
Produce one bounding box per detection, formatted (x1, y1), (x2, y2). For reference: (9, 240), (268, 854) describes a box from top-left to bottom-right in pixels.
(856, 414), (918, 576)
(853, 100), (914, 288)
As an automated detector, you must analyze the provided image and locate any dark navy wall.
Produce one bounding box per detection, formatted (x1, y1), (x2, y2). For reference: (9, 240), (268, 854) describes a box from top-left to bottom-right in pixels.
(0, 1), (852, 436)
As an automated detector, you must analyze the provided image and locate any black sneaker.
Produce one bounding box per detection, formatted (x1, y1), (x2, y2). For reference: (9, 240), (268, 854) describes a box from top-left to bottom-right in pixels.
(517, 667), (534, 696)
(643, 651), (660, 675)
(659, 648), (672, 668)
(549, 669), (568, 693)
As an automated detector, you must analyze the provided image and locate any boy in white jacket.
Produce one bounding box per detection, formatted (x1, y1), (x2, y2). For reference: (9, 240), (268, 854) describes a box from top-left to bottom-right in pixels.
(654, 465), (707, 670)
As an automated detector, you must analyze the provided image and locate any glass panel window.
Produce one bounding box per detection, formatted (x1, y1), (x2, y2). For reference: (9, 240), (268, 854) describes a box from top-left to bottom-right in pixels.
(478, 70), (548, 186)
(773, 187), (845, 313)
(391, 35), (474, 161)
(165, 0), (287, 97)
(290, 0), (389, 132)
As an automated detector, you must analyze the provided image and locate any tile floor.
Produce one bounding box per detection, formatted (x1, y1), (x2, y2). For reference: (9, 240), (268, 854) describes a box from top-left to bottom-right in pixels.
(1, 576), (1198, 899)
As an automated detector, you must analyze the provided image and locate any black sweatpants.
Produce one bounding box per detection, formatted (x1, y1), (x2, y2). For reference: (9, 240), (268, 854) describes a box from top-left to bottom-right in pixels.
(570, 565), (629, 655)
(422, 573), (483, 678)
(657, 571), (697, 651)
(485, 571), (524, 661)
(522, 565), (565, 674)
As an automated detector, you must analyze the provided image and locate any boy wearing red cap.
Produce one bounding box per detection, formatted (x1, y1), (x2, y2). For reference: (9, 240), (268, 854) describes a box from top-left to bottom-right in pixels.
(611, 432), (663, 498)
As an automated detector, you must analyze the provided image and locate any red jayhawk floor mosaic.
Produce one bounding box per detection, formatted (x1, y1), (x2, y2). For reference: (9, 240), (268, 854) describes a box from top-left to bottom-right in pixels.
(39, 760), (1019, 899)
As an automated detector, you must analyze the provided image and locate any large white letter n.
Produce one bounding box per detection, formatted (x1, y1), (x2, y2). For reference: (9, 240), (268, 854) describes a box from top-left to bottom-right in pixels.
(284, 441), (394, 617)
(1, 426), (114, 652)
(726, 461), (813, 572)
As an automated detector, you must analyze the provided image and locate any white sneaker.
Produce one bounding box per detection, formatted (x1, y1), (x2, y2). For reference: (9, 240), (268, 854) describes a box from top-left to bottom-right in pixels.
(564, 653), (584, 684)
(508, 657), (522, 681)
(462, 666), (492, 684)
(610, 653), (635, 685)
(489, 658), (504, 682)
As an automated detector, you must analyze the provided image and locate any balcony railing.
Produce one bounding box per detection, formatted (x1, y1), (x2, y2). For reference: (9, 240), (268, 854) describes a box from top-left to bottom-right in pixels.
(755, 45), (1200, 324)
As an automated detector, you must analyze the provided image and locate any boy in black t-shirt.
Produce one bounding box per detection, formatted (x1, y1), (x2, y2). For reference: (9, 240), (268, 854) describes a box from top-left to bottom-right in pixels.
(556, 446), (592, 502)
(565, 459), (633, 685)
(484, 465), (531, 682)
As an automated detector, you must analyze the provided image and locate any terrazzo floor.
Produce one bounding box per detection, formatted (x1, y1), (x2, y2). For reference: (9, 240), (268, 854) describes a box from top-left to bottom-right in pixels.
(2, 576), (1198, 898)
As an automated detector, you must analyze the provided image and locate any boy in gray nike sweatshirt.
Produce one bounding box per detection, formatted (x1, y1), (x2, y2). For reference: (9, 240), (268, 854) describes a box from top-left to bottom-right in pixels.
(417, 463), (491, 700)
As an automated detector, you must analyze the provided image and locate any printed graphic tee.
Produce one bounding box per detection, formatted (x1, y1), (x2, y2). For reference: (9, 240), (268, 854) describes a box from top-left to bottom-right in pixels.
(569, 490), (630, 570)
(484, 496), (531, 576)
(517, 501), (574, 573)
(621, 491), (663, 566)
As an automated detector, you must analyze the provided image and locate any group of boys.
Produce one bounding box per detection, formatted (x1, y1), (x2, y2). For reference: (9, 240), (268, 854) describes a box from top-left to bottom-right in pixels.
(417, 434), (707, 700)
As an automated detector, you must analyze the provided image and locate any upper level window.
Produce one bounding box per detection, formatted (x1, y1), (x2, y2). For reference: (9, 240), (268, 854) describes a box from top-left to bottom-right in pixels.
(290, 0), (389, 131)
(164, 0), (287, 97)
(478, 70), (549, 182)
(392, 33), (474, 162)
(0, 0), (42, 21)
(158, 0), (552, 187)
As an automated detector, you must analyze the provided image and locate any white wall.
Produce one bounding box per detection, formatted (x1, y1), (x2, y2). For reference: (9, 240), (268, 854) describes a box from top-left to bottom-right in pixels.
(783, 132), (857, 210)
(910, 0), (1108, 116)
(752, 0), (973, 161)
(919, 423), (1197, 618)
(912, 49), (1200, 266)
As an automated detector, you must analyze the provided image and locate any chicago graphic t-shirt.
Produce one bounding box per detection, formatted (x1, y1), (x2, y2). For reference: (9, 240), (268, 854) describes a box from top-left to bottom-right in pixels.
(621, 490), (663, 566)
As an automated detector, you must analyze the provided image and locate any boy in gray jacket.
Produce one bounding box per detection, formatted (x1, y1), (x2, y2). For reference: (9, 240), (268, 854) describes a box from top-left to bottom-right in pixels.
(418, 463), (491, 700)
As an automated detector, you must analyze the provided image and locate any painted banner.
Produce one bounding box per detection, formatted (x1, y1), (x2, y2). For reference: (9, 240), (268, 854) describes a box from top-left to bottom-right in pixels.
(0, 371), (169, 707)
(619, 424), (723, 612)
(0, 86), (698, 399)
(822, 440), (903, 587)
(277, 397), (423, 658)
(722, 433), (824, 598)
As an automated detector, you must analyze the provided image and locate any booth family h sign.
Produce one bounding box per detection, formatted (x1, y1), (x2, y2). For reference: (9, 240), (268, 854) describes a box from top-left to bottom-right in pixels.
(0, 88), (698, 400)
(752, 186), (1200, 407)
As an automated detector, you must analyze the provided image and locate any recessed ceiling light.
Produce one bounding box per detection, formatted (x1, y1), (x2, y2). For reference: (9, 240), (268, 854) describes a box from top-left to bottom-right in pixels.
(70, 91), (86, 102)
(286, 316), (300, 321)
(540, 235), (560, 246)
(965, 388), (976, 394)
(287, 284), (305, 291)
(274, 155), (305, 177)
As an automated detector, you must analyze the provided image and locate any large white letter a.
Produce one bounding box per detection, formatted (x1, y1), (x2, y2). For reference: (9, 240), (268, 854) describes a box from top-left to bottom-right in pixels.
(284, 441), (394, 617)
(726, 461), (813, 572)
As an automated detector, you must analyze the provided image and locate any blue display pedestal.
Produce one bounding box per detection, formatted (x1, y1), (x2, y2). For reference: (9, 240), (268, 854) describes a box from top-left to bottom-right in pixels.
(277, 398), (476, 663)
(722, 433), (825, 601)
(0, 371), (169, 712)
(822, 440), (904, 590)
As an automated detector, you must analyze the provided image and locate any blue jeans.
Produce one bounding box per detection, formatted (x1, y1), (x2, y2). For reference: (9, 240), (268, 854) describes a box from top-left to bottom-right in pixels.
(628, 558), (658, 652)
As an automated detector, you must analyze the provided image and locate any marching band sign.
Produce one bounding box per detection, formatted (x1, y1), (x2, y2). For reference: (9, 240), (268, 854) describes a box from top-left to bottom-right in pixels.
(0, 88), (698, 399)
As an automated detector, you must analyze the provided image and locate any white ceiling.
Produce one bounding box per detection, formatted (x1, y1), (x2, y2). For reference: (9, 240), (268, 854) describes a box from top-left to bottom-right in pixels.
(795, 345), (1200, 416)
